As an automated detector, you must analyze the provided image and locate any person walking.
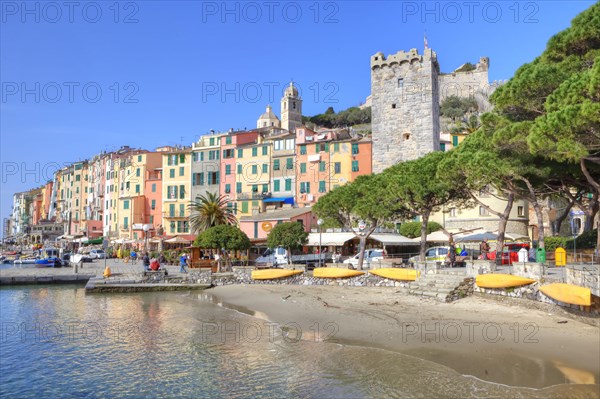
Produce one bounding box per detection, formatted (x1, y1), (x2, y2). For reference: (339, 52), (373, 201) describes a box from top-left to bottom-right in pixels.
(143, 252), (150, 271)
(179, 252), (188, 273)
(448, 241), (457, 268)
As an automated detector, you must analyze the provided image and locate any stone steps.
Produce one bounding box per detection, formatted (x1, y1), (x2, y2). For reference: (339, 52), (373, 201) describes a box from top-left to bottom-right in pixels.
(408, 270), (469, 302)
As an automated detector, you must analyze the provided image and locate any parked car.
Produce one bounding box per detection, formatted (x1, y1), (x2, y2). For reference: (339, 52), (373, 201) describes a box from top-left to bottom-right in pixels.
(409, 246), (449, 264)
(343, 249), (384, 268)
(89, 249), (106, 259)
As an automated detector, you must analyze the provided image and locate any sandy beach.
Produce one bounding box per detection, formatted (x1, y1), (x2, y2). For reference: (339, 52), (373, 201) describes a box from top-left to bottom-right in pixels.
(208, 284), (600, 390)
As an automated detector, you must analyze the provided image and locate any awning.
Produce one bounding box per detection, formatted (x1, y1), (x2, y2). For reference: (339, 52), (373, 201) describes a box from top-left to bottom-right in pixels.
(370, 234), (417, 246)
(307, 232), (356, 246)
(263, 197), (295, 205)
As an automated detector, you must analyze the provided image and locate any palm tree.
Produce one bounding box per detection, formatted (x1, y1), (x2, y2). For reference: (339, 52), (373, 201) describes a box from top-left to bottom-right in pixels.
(188, 192), (237, 234)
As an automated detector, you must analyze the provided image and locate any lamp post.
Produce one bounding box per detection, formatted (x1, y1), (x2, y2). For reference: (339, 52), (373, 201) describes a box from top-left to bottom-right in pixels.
(143, 224), (150, 254)
(317, 219), (323, 268)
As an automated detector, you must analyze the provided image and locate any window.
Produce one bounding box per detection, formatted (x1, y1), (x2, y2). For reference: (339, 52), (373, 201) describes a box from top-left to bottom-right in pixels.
(207, 172), (219, 185)
(136, 168), (140, 177)
(252, 165), (257, 174)
(319, 181), (326, 193)
(149, 215), (154, 224)
(440, 143), (446, 151)
(334, 162), (341, 174)
(223, 149), (235, 159)
(200, 152), (204, 161)
(252, 147), (258, 157)
(285, 179), (292, 191)
(151, 183), (156, 193)
(398, 78), (404, 88)
(225, 184), (231, 193)
(123, 217), (128, 230)
(317, 143), (328, 152)
(241, 201), (248, 213)
(517, 206), (524, 217)
(352, 160), (359, 172)
(237, 148), (243, 158)
(300, 163), (306, 174)
(236, 182), (242, 193)
(334, 143), (339, 152)
(138, 155), (142, 162)
(135, 184), (140, 194)
(300, 145), (306, 155)
(179, 185), (185, 199)
(179, 204), (185, 217)
(479, 206), (490, 216)
(252, 185), (258, 193)
(170, 221), (175, 233)
(452, 136), (459, 147)
(319, 161), (326, 172)
(273, 159), (280, 170)
(225, 164), (231, 175)
(169, 204), (175, 217)
(179, 154), (185, 163)
(76, 175), (80, 181)
(352, 143), (359, 154)
(300, 182), (310, 193)
(169, 169), (175, 178)
(151, 199), (156, 210)
(124, 200), (129, 210)
(262, 163), (268, 173)
(450, 208), (457, 217)
(226, 136), (232, 145)
(237, 164), (242, 174)
(193, 152), (198, 162)
(209, 138), (215, 146)
(262, 184), (268, 193)
(262, 146), (268, 155)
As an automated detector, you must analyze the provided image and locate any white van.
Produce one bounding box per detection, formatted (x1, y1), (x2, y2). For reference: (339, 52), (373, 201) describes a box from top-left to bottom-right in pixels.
(343, 249), (384, 268)
(409, 246), (449, 263)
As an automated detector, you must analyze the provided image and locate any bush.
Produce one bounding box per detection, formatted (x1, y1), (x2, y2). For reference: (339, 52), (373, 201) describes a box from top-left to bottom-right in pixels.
(545, 229), (597, 251)
(399, 221), (443, 238)
(544, 236), (567, 252)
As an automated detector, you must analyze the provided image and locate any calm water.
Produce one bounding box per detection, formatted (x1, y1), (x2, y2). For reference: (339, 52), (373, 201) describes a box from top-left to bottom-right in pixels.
(0, 286), (598, 399)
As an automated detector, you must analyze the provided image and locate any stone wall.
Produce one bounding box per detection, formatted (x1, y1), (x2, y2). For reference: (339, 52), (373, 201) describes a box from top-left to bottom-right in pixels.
(512, 262), (544, 280)
(370, 48), (440, 172)
(566, 265), (599, 296)
(466, 260), (496, 277)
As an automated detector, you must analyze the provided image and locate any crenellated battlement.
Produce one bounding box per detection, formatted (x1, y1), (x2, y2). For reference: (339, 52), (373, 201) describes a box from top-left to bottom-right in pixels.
(371, 48), (437, 70)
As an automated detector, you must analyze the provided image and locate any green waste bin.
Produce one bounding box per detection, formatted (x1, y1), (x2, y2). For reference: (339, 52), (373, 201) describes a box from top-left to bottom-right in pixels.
(536, 247), (546, 263)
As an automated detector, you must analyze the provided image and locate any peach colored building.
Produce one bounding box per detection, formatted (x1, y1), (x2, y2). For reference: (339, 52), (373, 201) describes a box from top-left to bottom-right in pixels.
(239, 207), (314, 241)
(144, 168), (163, 234)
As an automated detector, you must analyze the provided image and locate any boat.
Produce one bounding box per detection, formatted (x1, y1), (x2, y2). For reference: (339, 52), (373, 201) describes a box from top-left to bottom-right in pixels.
(369, 268), (420, 281)
(35, 257), (61, 267)
(539, 283), (591, 306)
(312, 267), (365, 278)
(475, 274), (536, 288)
(251, 269), (304, 280)
(13, 258), (37, 265)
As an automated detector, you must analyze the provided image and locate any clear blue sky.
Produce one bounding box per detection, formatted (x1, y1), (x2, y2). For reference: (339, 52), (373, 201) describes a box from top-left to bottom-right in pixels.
(0, 0), (595, 235)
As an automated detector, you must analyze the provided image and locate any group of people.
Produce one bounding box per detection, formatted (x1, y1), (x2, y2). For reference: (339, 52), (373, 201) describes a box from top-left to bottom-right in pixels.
(142, 252), (162, 272)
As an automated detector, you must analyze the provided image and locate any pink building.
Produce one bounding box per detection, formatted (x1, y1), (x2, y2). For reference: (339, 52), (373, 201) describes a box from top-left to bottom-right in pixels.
(239, 207), (314, 241)
(220, 130), (259, 204)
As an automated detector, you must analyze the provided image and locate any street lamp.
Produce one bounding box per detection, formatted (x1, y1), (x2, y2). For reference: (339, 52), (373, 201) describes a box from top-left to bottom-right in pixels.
(143, 224), (151, 253)
(317, 219), (324, 268)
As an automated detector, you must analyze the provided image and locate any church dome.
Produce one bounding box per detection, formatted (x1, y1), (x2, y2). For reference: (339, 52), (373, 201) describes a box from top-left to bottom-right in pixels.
(258, 105), (279, 121)
(284, 82), (299, 97)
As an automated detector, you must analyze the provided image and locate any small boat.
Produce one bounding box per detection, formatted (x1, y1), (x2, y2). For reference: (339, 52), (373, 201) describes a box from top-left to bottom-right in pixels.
(369, 268), (420, 281)
(313, 267), (365, 278)
(251, 269), (304, 280)
(539, 283), (591, 306)
(13, 258), (37, 265)
(476, 274), (536, 288)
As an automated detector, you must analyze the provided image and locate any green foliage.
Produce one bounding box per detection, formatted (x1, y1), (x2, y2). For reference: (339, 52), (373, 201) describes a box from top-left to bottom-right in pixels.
(544, 236), (568, 252)
(188, 192), (237, 234)
(455, 62), (477, 72)
(266, 222), (308, 251)
(544, 230), (598, 251)
(399, 221), (443, 238)
(440, 95), (478, 120)
(194, 224), (250, 251)
(304, 106), (371, 128)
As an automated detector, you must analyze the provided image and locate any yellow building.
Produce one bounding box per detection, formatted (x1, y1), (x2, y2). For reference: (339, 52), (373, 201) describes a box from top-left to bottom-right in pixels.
(162, 147), (192, 236)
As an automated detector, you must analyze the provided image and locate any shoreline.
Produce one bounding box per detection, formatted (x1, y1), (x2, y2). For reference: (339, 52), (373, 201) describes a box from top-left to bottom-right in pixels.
(207, 284), (600, 389)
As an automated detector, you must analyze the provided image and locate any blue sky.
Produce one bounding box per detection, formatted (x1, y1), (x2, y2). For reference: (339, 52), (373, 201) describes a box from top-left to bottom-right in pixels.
(0, 0), (595, 234)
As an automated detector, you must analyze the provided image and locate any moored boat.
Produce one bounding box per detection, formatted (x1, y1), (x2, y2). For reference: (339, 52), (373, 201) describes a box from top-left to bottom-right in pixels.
(539, 283), (592, 306)
(251, 269), (304, 280)
(369, 268), (420, 281)
(475, 274), (536, 288)
(312, 267), (364, 278)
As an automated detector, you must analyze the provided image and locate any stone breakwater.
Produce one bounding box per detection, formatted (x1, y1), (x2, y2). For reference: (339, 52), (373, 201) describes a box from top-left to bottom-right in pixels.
(189, 269), (412, 288)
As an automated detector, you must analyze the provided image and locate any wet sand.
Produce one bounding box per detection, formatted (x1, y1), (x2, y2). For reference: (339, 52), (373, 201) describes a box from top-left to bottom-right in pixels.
(208, 284), (600, 390)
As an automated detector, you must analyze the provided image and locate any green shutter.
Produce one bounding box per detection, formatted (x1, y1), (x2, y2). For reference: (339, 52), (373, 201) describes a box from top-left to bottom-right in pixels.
(274, 180), (280, 192)
(170, 169), (175, 178)
(241, 201), (248, 213)
(319, 161), (325, 172)
(319, 181), (326, 192)
(236, 182), (242, 193)
(237, 164), (242, 174)
(274, 159), (280, 170)
(285, 179), (292, 191)
(262, 163), (268, 173)
(286, 158), (293, 169)
(226, 164), (231, 175)
(225, 184), (231, 193)
(300, 145), (306, 155)
(262, 146), (268, 155)
(300, 163), (306, 173)
(238, 148), (243, 158)
(179, 185), (185, 199)
(352, 160), (359, 172)
(169, 204), (175, 217)
(252, 165), (257, 174)
(334, 143), (339, 152)
(226, 136), (232, 145)
(452, 136), (459, 146)
(262, 184), (268, 193)
(200, 172), (204, 185)
(179, 154), (185, 163)
(252, 147), (257, 157)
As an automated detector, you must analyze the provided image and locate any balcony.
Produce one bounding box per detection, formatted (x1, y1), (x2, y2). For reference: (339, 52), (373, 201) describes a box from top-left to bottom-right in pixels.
(236, 192), (270, 200)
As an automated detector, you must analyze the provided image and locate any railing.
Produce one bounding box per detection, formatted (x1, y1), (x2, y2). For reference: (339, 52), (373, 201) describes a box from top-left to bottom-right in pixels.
(237, 193), (270, 200)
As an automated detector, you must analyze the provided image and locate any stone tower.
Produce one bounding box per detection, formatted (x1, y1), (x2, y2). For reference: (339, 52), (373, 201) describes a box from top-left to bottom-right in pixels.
(370, 48), (440, 173)
(281, 82), (302, 132)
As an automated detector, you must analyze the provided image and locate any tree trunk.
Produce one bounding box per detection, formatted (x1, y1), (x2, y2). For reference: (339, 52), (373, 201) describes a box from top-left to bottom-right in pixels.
(553, 201), (574, 236)
(419, 212), (430, 262)
(357, 235), (366, 271)
(583, 192), (599, 232)
(533, 201), (545, 249)
(495, 193), (515, 260)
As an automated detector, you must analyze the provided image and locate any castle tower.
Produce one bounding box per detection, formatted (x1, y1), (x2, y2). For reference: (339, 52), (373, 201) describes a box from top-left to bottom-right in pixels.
(281, 82), (302, 132)
(370, 48), (441, 173)
(256, 105), (281, 129)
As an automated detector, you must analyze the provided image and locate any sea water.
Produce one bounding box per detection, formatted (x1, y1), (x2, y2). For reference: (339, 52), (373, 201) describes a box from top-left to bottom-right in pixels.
(0, 286), (598, 399)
